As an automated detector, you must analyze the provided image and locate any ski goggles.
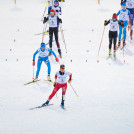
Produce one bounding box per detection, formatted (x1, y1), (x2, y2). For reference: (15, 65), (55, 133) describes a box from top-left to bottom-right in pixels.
(50, 12), (54, 14)
(54, 2), (59, 4)
(60, 68), (65, 70)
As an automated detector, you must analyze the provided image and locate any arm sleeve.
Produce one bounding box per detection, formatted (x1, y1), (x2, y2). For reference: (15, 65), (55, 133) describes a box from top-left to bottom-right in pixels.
(117, 10), (120, 16)
(48, 49), (57, 58)
(128, 11), (131, 16)
(33, 50), (39, 61)
(48, 6), (52, 14)
(55, 73), (58, 82)
(59, 7), (62, 15)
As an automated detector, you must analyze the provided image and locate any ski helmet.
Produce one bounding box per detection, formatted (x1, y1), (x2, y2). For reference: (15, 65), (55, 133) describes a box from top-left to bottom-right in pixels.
(122, 3), (126, 7)
(41, 42), (45, 48)
(50, 9), (55, 15)
(112, 13), (117, 19)
(60, 64), (65, 69)
(54, 0), (59, 5)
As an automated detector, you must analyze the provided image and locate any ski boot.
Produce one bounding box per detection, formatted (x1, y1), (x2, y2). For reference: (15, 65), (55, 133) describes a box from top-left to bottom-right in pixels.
(109, 49), (112, 56)
(58, 48), (62, 58)
(117, 40), (121, 49)
(123, 40), (126, 47)
(130, 30), (133, 40)
(34, 76), (38, 82)
(61, 100), (64, 109)
(42, 100), (49, 107)
(113, 50), (116, 60)
(47, 74), (52, 81)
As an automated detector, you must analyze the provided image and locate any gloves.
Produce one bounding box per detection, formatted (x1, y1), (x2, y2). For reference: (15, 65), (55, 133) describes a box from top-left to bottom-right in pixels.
(130, 14), (133, 18)
(43, 17), (47, 24)
(104, 20), (107, 26)
(32, 60), (35, 66)
(121, 20), (124, 27)
(68, 78), (72, 83)
(59, 19), (62, 23)
(53, 82), (57, 87)
(55, 57), (59, 62)
(56, 10), (59, 12)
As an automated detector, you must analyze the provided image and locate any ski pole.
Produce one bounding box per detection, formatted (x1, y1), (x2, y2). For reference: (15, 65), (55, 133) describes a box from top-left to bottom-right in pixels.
(42, 22), (48, 42)
(97, 26), (105, 62)
(32, 66), (34, 80)
(69, 83), (79, 97)
(60, 24), (67, 53)
(41, 0), (50, 21)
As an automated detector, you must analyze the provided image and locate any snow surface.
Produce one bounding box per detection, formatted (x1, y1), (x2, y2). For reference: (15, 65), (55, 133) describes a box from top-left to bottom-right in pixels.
(0, 0), (134, 134)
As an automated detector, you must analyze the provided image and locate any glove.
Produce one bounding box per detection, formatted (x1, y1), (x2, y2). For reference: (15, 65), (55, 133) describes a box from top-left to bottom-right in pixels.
(104, 20), (107, 26)
(55, 57), (59, 62)
(121, 20), (124, 27)
(43, 17), (47, 24)
(130, 14), (133, 18)
(53, 82), (57, 87)
(59, 19), (62, 23)
(56, 10), (59, 12)
(32, 60), (35, 66)
(68, 78), (72, 83)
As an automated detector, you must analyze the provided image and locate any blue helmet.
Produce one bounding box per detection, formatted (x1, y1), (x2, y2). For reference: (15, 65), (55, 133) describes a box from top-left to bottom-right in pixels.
(54, 0), (59, 5)
(41, 42), (45, 48)
(122, 3), (126, 7)
(60, 64), (65, 68)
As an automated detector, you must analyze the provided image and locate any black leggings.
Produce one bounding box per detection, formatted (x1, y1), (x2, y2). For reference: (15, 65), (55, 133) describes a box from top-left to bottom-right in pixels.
(49, 27), (60, 49)
(109, 31), (117, 50)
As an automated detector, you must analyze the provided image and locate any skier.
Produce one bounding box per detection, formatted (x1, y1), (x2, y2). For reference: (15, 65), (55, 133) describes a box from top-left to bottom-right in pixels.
(126, 0), (134, 39)
(117, 3), (131, 48)
(48, 0), (62, 29)
(41, 64), (72, 108)
(43, 9), (62, 58)
(32, 42), (59, 81)
(49, 0), (64, 7)
(121, 0), (126, 5)
(104, 13), (124, 58)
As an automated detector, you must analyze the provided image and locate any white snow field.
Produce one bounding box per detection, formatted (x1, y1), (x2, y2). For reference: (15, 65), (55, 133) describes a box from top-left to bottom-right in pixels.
(0, 0), (134, 134)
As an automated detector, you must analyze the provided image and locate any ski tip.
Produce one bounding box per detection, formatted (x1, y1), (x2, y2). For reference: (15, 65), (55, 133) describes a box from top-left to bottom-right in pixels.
(77, 95), (79, 97)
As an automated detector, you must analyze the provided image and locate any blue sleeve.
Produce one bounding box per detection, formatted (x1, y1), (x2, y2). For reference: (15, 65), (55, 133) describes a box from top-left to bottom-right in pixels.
(33, 50), (39, 61)
(48, 6), (52, 13)
(59, 7), (62, 15)
(48, 49), (57, 58)
(117, 10), (120, 16)
(128, 10), (131, 16)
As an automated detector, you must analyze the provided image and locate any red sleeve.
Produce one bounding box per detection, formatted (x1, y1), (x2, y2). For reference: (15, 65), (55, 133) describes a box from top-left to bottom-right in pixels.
(69, 73), (72, 80)
(55, 75), (57, 82)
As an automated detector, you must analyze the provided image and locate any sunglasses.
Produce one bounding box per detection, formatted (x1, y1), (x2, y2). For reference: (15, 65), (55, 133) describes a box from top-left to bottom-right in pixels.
(60, 68), (65, 69)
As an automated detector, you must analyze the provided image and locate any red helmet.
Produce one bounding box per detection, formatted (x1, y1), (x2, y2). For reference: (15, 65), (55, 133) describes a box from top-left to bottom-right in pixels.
(113, 13), (117, 19)
(50, 9), (55, 15)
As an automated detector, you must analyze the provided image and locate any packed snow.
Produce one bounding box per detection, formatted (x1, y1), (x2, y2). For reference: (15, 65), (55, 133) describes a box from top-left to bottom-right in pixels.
(0, 0), (134, 134)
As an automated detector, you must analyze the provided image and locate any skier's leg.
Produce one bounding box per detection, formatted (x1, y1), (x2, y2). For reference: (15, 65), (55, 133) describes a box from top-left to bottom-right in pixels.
(54, 27), (62, 57)
(48, 84), (61, 101)
(46, 60), (51, 75)
(36, 59), (43, 77)
(45, 59), (51, 80)
(109, 31), (112, 55)
(119, 25), (122, 41)
(49, 28), (53, 50)
(61, 83), (67, 105)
